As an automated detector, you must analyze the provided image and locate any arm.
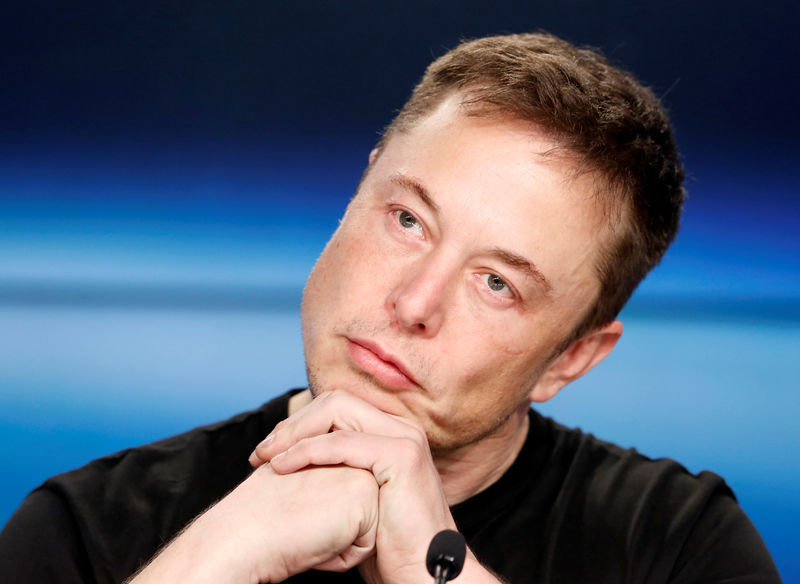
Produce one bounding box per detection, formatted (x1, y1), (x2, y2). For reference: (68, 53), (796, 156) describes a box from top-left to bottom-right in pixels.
(667, 491), (781, 584)
(128, 464), (379, 584)
(0, 488), (94, 583)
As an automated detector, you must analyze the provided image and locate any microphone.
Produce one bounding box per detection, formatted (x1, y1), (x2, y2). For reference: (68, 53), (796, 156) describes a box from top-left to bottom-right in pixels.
(426, 530), (466, 584)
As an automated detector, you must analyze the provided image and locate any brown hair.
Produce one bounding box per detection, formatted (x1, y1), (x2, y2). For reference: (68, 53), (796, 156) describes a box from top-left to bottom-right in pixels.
(376, 32), (685, 347)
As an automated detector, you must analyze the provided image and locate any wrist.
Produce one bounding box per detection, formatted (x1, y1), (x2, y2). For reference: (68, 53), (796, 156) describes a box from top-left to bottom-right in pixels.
(132, 519), (241, 584)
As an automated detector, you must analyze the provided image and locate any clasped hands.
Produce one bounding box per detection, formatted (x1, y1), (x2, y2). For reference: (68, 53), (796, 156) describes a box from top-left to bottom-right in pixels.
(246, 390), (459, 584)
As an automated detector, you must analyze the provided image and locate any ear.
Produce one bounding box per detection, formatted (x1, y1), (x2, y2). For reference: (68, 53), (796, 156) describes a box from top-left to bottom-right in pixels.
(528, 320), (623, 403)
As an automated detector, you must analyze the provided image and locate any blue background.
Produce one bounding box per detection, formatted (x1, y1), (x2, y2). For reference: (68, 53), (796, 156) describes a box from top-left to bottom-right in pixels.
(1, 2), (798, 580)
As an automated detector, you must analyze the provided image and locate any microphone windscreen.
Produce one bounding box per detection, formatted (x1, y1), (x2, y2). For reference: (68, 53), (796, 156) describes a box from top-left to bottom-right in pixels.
(426, 529), (467, 580)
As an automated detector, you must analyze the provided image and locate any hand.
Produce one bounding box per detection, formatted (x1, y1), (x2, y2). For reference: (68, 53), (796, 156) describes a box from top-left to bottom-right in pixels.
(129, 463), (378, 584)
(249, 390), (458, 584)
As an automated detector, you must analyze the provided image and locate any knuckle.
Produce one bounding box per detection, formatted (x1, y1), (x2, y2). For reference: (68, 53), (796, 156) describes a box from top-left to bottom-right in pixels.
(394, 414), (428, 442)
(327, 389), (354, 407)
(343, 467), (378, 498)
(409, 424), (428, 445)
(396, 436), (426, 466)
(316, 389), (333, 401)
(290, 436), (314, 456)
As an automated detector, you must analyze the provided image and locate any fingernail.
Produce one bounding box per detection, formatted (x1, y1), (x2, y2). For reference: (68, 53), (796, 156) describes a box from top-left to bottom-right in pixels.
(258, 434), (274, 449)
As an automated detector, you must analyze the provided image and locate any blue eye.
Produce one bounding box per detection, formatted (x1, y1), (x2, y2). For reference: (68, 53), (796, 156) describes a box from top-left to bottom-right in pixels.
(479, 273), (514, 298)
(486, 274), (506, 291)
(395, 210), (424, 237)
(397, 210), (418, 228)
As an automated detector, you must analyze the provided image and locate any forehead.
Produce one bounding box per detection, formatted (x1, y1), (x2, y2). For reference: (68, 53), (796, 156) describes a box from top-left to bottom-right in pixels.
(378, 94), (609, 207)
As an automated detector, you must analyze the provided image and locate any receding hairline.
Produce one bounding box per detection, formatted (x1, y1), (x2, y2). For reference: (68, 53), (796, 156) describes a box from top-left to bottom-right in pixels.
(374, 89), (631, 232)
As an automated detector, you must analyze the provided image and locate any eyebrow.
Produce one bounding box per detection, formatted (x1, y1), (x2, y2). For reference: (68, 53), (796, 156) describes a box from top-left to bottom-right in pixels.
(390, 172), (552, 295)
(488, 248), (552, 294)
(389, 174), (440, 213)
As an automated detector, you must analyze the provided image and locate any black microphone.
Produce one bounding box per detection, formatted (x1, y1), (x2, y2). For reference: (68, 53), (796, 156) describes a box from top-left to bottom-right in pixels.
(426, 530), (466, 584)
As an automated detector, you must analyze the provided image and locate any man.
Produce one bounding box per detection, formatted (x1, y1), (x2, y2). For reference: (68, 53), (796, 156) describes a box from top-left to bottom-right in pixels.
(0, 33), (781, 583)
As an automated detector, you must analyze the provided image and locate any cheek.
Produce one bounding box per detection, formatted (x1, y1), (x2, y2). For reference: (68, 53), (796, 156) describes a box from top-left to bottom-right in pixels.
(452, 324), (527, 384)
(311, 228), (372, 292)
(503, 343), (525, 357)
(449, 312), (554, 394)
(305, 227), (397, 335)
(334, 211), (391, 267)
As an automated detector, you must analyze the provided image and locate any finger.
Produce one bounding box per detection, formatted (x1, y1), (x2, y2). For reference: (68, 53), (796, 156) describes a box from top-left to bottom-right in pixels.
(248, 450), (268, 468)
(313, 556), (352, 573)
(312, 477), (378, 573)
(313, 540), (375, 573)
(269, 430), (388, 475)
(251, 390), (426, 462)
(248, 393), (335, 466)
(269, 430), (426, 487)
(248, 413), (295, 466)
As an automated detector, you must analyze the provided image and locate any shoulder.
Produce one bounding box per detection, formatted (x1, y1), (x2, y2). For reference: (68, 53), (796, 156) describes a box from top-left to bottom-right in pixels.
(545, 414), (732, 514)
(46, 389), (295, 511)
(1, 389), (297, 584)
(532, 410), (781, 582)
(532, 409), (731, 506)
(0, 488), (94, 582)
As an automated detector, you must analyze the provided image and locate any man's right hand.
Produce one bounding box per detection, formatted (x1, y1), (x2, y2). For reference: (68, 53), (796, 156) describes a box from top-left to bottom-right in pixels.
(128, 463), (379, 584)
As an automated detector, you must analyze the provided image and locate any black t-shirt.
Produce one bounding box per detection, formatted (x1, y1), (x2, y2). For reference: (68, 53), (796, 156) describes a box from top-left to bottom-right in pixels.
(0, 390), (781, 583)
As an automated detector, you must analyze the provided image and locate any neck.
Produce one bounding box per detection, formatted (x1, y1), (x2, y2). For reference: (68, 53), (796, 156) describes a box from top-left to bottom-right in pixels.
(434, 404), (530, 505)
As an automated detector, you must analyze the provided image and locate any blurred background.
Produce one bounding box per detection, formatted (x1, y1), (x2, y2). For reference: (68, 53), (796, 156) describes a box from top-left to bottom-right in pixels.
(1, 1), (798, 579)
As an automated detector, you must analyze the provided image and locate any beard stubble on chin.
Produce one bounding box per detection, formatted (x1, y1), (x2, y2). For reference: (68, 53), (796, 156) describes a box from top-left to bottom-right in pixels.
(302, 328), (532, 456)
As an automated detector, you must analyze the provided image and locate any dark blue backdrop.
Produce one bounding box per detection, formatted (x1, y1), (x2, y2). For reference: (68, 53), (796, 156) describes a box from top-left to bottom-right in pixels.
(1, 2), (798, 580)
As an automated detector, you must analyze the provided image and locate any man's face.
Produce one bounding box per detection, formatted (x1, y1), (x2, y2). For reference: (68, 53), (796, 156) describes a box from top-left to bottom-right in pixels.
(301, 96), (608, 452)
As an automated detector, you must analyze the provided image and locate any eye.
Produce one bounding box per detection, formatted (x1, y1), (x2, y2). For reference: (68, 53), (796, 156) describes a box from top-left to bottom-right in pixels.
(394, 209), (424, 238)
(478, 273), (515, 298)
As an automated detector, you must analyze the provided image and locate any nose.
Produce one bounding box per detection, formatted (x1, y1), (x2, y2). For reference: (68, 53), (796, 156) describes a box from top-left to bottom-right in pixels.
(386, 255), (450, 337)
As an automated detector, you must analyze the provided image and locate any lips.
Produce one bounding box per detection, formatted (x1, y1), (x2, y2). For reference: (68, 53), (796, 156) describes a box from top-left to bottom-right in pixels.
(346, 338), (420, 390)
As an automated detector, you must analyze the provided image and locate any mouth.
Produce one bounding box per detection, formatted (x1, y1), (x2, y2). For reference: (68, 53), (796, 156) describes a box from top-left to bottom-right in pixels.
(346, 337), (421, 391)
